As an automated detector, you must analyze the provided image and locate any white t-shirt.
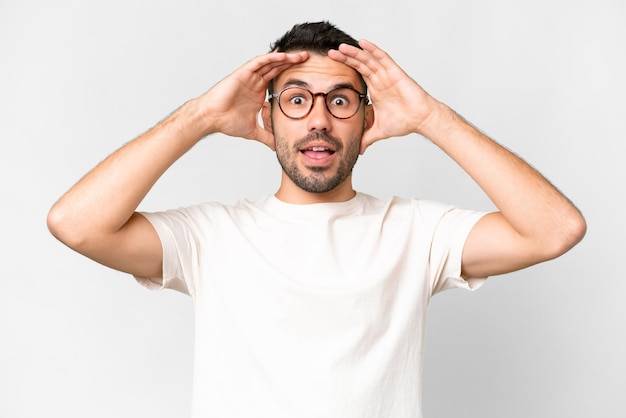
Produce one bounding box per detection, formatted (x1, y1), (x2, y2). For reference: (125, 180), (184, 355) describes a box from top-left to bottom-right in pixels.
(137, 192), (487, 418)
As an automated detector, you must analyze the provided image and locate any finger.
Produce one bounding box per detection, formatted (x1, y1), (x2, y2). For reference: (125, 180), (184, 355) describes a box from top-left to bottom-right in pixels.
(357, 39), (390, 63)
(247, 51), (308, 78)
(329, 46), (380, 80)
(331, 40), (396, 80)
(240, 51), (308, 92)
(259, 61), (303, 84)
(328, 47), (372, 78)
(356, 40), (397, 73)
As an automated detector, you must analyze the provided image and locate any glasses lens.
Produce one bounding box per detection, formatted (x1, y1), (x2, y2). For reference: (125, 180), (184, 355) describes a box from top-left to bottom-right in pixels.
(325, 88), (361, 119)
(276, 87), (364, 119)
(279, 88), (313, 119)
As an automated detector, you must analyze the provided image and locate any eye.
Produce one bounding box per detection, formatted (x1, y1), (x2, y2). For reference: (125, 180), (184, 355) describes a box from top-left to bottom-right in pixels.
(283, 89), (310, 107)
(327, 89), (356, 107)
(329, 95), (350, 107)
(290, 95), (307, 106)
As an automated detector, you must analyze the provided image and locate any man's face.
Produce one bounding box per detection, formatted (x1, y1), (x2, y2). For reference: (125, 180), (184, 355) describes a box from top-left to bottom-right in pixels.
(263, 53), (371, 195)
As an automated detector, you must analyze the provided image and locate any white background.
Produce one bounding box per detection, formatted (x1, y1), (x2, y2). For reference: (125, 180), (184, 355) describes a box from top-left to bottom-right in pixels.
(1, 0), (624, 417)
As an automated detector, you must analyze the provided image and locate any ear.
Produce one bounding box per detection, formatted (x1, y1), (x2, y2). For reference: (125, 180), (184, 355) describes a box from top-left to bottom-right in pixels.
(363, 103), (374, 131)
(261, 102), (273, 133)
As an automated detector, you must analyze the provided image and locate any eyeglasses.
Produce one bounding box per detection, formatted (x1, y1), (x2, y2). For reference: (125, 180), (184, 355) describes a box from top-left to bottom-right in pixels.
(268, 86), (368, 120)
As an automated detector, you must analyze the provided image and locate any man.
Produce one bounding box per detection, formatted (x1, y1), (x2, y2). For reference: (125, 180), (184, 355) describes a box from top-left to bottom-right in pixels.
(48, 22), (586, 418)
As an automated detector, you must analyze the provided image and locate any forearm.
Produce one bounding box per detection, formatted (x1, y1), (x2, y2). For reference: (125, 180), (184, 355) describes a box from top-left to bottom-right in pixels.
(419, 101), (586, 253)
(330, 39), (585, 273)
(48, 97), (211, 247)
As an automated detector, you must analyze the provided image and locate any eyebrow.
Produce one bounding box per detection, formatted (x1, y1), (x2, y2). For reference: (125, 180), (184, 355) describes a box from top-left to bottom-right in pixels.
(281, 78), (358, 92)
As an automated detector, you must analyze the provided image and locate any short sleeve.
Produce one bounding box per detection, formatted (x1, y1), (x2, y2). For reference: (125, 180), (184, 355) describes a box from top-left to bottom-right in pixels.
(133, 206), (210, 297)
(418, 201), (488, 296)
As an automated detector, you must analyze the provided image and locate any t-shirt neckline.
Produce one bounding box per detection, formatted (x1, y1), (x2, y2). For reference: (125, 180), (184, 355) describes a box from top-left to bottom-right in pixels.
(261, 192), (367, 219)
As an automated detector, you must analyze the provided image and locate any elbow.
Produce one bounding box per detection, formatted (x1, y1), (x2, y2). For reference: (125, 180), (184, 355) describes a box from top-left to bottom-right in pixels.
(571, 211), (588, 244)
(47, 204), (69, 243)
(562, 210), (587, 251)
(47, 203), (88, 250)
(546, 210), (587, 260)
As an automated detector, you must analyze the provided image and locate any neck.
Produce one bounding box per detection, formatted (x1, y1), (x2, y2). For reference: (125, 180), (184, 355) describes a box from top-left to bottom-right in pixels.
(274, 174), (356, 204)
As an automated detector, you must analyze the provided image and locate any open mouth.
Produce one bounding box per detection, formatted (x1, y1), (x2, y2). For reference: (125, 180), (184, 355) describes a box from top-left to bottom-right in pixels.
(300, 146), (336, 160)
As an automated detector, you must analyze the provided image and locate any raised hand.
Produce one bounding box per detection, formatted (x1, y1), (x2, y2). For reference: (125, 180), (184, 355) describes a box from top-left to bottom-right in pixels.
(196, 50), (309, 149)
(328, 40), (438, 153)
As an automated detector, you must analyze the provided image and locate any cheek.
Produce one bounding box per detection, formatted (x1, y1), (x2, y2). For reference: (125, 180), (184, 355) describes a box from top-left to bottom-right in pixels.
(348, 117), (367, 138)
(271, 116), (302, 141)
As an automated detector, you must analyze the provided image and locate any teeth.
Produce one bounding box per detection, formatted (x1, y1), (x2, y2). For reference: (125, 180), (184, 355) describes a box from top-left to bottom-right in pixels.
(309, 147), (330, 151)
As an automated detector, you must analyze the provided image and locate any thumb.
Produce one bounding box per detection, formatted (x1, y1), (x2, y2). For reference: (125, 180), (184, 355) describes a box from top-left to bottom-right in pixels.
(250, 126), (276, 151)
(359, 122), (380, 154)
(360, 132), (375, 155)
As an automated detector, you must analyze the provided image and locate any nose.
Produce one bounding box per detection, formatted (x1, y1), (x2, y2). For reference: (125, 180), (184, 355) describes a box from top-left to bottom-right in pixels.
(306, 96), (333, 132)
